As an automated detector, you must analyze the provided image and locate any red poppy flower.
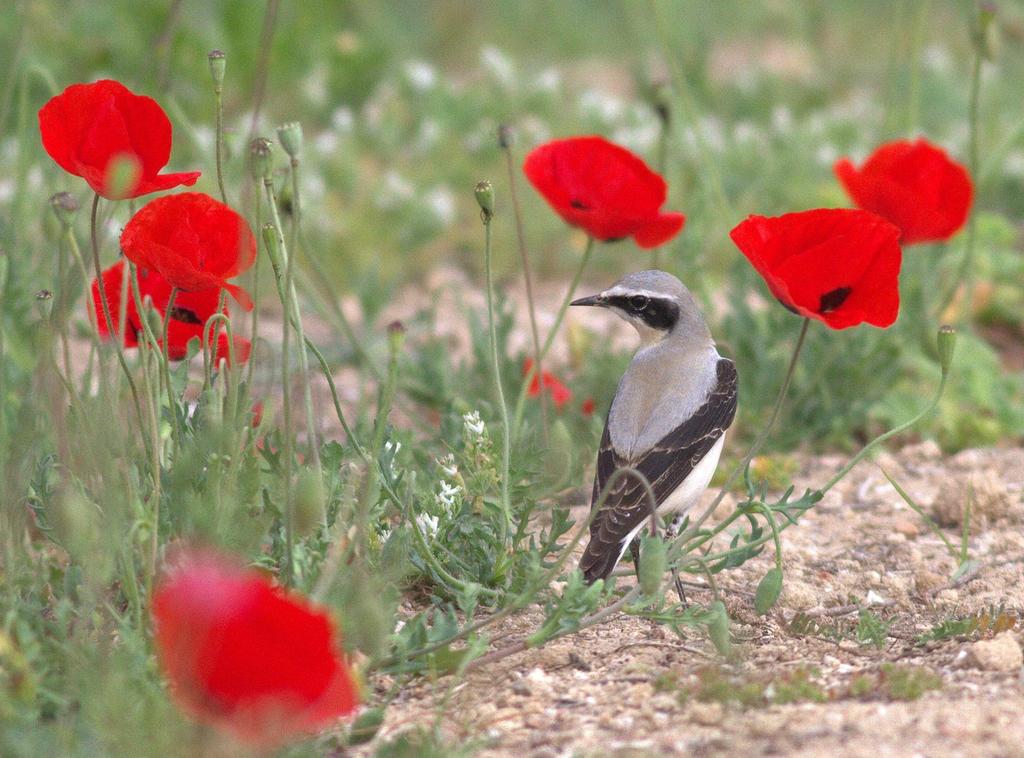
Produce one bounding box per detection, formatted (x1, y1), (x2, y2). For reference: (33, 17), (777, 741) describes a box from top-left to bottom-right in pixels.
(523, 358), (573, 410)
(729, 209), (902, 329)
(121, 192), (256, 308)
(523, 136), (685, 248)
(152, 551), (359, 747)
(91, 260), (249, 363)
(38, 79), (200, 200)
(834, 138), (972, 245)
(581, 397), (596, 416)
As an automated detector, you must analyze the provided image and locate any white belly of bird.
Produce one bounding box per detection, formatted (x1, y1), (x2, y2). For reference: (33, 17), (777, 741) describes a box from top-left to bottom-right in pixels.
(613, 435), (726, 569)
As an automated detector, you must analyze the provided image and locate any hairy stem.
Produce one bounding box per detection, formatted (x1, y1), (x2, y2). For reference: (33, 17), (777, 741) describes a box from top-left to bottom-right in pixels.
(511, 236), (594, 439)
(501, 139), (548, 438)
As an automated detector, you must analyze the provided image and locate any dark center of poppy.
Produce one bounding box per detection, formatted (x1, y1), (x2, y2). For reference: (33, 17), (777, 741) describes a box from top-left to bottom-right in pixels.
(169, 306), (203, 324)
(818, 286), (852, 313)
(569, 198), (591, 210)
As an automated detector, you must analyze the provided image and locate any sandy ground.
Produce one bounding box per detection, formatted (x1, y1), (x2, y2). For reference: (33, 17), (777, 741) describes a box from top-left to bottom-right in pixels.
(363, 442), (1024, 757)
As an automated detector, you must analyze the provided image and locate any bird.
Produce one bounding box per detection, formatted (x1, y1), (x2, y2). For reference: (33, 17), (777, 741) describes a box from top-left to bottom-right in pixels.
(570, 270), (738, 586)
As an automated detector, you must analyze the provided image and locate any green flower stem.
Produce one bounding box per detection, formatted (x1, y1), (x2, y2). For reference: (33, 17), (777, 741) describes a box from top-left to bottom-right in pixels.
(482, 215), (513, 547)
(203, 290), (229, 390)
(501, 139), (548, 438)
(939, 17), (983, 318)
(674, 316), (811, 554)
(245, 186), (263, 391)
(822, 367), (950, 494)
(88, 193), (153, 465)
(356, 326), (401, 558)
(214, 89), (228, 205)
(511, 235), (594, 440)
(127, 263), (164, 588)
(264, 179), (322, 472)
(161, 287), (183, 450)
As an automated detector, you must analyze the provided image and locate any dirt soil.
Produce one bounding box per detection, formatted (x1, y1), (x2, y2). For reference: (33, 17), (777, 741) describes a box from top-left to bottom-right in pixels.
(364, 442), (1024, 757)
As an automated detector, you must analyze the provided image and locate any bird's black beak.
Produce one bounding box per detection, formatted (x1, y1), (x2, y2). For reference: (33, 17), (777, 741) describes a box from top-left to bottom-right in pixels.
(570, 293), (604, 307)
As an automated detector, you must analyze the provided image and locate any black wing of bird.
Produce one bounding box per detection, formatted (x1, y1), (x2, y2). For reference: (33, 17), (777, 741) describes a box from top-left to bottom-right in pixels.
(579, 358), (738, 583)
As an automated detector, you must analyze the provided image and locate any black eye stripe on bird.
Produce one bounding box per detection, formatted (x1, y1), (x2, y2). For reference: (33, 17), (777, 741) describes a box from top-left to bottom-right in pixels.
(570, 269), (738, 590)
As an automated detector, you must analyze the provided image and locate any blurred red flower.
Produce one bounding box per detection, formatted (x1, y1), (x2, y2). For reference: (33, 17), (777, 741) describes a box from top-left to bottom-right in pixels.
(121, 192), (256, 309)
(523, 136), (684, 248)
(523, 358), (573, 410)
(91, 260), (250, 363)
(730, 209), (902, 329)
(152, 551), (359, 748)
(834, 138), (972, 245)
(581, 397), (596, 416)
(38, 79), (200, 200)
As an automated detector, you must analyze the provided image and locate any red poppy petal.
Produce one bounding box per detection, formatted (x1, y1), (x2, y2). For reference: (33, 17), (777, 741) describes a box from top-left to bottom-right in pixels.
(153, 551), (359, 747)
(524, 136), (680, 244)
(134, 170), (202, 196)
(222, 283), (254, 312)
(632, 212), (686, 248)
(835, 138), (972, 244)
(215, 334), (252, 365)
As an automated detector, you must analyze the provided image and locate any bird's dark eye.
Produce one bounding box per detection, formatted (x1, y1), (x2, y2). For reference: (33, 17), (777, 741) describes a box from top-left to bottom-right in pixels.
(630, 295), (650, 311)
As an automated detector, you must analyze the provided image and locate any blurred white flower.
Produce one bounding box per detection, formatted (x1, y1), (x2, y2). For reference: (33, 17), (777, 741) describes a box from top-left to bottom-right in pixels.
(314, 130), (339, 155)
(771, 105), (793, 134)
(425, 186), (456, 225)
(815, 143), (839, 167)
(580, 88), (624, 122)
(0, 179), (13, 204)
(923, 45), (952, 74)
(481, 46), (516, 87)
(404, 59), (438, 91)
(377, 170), (415, 208)
(437, 454), (459, 479)
(612, 122), (659, 153)
(1003, 151), (1024, 178)
(192, 126), (214, 154)
(463, 410), (485, 438)
(535, 68), (561, 93)
(331, 106), (355, 133)
(415, 512), (439, 539)
(302, 65), (329, 105)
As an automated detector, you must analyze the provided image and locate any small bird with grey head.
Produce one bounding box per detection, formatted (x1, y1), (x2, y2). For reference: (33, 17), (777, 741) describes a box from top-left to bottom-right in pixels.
(570, 270), (738, 585)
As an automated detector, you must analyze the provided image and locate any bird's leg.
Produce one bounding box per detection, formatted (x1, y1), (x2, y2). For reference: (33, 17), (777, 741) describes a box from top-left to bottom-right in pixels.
(665, 513), (688, 605)
(630, 538), (641, 581)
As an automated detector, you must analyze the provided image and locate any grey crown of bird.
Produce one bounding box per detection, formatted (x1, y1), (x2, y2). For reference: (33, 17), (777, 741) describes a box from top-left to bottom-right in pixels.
(570, 270), (738, 584)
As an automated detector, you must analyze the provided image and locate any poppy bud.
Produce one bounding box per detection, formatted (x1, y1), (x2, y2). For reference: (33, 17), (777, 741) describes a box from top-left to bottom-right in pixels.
(208, 49), (226, 93)
(104, 154), (143, 200)
(497, 123), (514, 149)
(474, 180), (494, 223)
(387, 320), (406, 354)
(937, 324), (956, 376)
(261, 223), (283, 276)
(706, 600), (731, 657)
(754, 567), (783, 615)
(294, 468), (326, 537)
(276, 121), (303, 159)
(638, 532), (667, 596)
(249, 137), (274, 182)
(49, 192), (79, 227)
(975, 3), (1000, 60)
